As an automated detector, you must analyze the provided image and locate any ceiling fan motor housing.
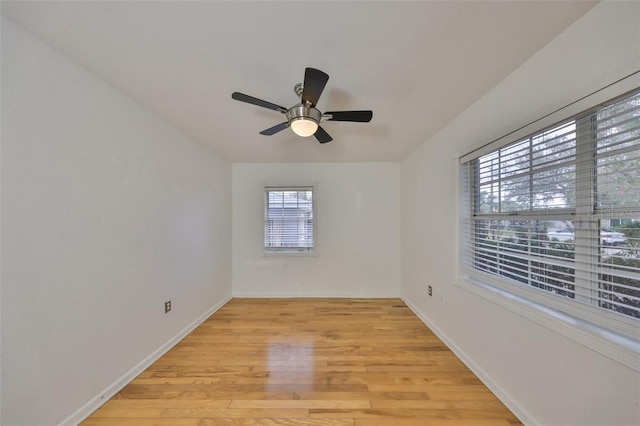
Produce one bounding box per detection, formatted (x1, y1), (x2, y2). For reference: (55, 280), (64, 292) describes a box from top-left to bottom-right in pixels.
(287, 104), (322, 123)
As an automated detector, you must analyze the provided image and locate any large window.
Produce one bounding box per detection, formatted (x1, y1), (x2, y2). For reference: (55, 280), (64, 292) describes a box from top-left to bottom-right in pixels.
(264, 186), (315, 254)
(460, 89), (640, 340)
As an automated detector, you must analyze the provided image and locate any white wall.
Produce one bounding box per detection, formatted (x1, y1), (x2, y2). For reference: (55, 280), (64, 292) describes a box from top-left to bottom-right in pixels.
(1, 18), (232, 425)
(401, 2), (640, 426)
(233, 162), (401, 297)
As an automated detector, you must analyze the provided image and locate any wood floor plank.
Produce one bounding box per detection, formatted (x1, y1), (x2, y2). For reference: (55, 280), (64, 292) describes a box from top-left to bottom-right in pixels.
(198, 419), (354, 426)
(81, 298), (521, 425)
(160, 408), (309, 418)
(228, 400), (371, 409)
(309, 408), (461, 419)
(99, 399), (232, 409)
(81, 419), (200, 426)
(89, 407), (166, 418)
(370, 399), (516, 410)
(355, 420), (512, 426)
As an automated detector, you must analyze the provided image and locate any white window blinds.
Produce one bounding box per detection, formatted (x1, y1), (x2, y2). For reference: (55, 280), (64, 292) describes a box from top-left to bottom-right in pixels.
(460, 89), (640, 340)
(264, 186), (315, 254)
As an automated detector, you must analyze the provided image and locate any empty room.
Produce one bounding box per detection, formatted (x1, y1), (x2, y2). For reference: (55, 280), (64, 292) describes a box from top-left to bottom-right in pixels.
(1, 1), (639, 425)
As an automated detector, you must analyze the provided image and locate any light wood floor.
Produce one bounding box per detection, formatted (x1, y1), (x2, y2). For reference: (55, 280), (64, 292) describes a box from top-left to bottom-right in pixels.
(82, 298), (522, 426)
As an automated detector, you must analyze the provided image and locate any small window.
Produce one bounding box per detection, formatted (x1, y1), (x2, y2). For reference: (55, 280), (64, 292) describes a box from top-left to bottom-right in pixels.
(264, 186), (315, 255)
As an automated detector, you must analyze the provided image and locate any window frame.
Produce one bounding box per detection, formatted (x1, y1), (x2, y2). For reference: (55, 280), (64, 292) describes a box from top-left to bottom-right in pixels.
(263, 185), (317, 256)
(458, 83), (640, 370)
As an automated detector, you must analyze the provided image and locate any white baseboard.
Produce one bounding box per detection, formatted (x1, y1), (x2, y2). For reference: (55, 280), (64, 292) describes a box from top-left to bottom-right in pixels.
(401, 297), (536, 426)
(59, 294), (232, 426)
(232, 292), (401, 298)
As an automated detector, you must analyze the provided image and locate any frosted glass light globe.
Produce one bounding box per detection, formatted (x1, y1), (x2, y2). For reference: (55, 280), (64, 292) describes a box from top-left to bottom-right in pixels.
(290, 117), (319, 137)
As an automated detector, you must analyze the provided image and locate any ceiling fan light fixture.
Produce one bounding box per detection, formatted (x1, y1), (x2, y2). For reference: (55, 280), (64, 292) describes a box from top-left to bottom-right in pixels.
(290, 117), (319, 137)
(287, 104), (322, 137)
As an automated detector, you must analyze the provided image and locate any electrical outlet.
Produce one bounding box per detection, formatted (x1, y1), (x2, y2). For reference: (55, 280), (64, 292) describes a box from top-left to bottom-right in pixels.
(164, 300), (172, 313)
(428, 285), (433, 296)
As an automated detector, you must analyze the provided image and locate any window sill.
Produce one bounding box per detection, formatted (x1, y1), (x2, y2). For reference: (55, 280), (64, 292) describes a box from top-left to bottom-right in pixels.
(457, 275), (640, 372)
(263, 250), (317, 257)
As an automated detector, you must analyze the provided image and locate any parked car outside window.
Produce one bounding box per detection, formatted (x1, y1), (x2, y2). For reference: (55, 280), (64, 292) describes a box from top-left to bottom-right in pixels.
(547, 228), (627, 245)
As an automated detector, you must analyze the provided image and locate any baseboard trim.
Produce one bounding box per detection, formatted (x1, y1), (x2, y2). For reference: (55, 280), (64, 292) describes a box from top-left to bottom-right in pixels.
(59, 294), (232, 426)
(232, 292), (401, 298)
(401, 297), (536, 426)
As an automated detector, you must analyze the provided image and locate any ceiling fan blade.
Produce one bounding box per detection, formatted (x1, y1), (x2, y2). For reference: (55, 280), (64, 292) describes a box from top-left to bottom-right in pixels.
(232, 92), (287, 112)
(314, 126), (333, 144)
(259, 122), (289, 136)
(325, 110), (373, 122)
(301, 68), (329, 107)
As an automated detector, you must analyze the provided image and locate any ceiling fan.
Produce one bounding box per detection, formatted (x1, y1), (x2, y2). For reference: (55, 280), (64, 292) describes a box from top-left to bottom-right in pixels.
(231, 67), (373, 144)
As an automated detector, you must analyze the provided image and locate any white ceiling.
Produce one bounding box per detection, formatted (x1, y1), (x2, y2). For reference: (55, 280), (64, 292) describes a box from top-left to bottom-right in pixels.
(1, 1), (597, 162)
